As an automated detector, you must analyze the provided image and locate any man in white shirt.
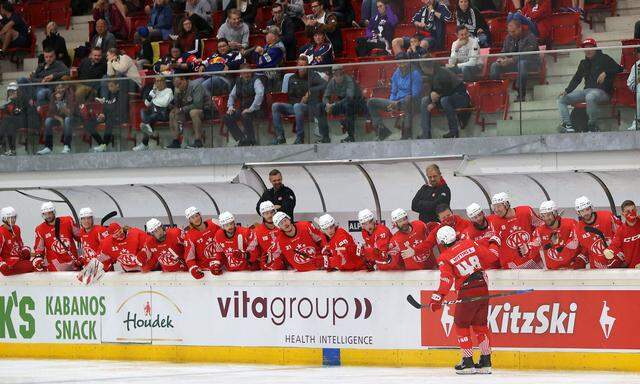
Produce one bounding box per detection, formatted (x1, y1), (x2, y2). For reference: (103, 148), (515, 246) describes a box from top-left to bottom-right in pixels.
(446, 25), (481, 81)
(627, 47), (640, 131)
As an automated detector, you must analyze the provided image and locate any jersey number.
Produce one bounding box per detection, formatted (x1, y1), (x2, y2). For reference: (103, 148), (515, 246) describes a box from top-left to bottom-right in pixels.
(455, 256), (481, 276)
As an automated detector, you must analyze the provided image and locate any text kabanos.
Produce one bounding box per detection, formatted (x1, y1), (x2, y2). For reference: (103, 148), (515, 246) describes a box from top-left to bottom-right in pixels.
(488, 302), (577, 334)
(46, 295), (106, 340)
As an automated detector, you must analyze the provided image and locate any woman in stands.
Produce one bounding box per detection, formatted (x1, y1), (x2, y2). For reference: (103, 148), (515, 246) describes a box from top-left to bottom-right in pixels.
(456, 0), (491, 48)
(171, 17), (201, 57)
(355, 0), (398, 57)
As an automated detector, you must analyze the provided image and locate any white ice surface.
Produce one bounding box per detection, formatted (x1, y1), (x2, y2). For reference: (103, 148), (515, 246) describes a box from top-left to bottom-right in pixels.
(1, 359), (639, 384)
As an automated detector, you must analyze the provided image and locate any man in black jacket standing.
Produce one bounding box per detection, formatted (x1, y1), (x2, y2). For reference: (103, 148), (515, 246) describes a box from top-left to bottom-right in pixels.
(411, 164), (451, 224)
(557, 38), (623, 133)
(256, 169), (297, 221)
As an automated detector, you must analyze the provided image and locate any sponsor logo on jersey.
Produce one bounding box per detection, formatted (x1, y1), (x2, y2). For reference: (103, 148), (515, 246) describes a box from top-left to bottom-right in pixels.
(623, 234), (640, 243)
(505, 230), (530, 249)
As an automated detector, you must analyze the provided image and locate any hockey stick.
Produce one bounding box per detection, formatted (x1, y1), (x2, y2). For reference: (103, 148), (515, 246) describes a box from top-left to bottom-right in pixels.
(584, 226), (608, 246)
(406, 289), (534, 309)
(101, 211), (118, 226)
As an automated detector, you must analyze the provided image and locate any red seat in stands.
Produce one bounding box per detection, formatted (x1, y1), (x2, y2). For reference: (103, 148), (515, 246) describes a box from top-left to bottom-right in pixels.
(265, 92), (296, 137)
(23, 1), (48, 28)
(471, 80), (511, 129)
(48, 0), (72, 29)
(254, 7), (271, 30)
(488, 16), (507, 49)
(621, 39), (640, 71)
(341, 28), (367, 58)
(126, 15), (149, 40)
(393, 24), (416, 39)
(212, 95), (230, 141)
(201, 38), (218, 58)
(549, 12), (582, 47)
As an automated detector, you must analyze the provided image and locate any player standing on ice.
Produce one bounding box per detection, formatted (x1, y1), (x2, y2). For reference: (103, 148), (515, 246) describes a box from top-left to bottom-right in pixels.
(77, 207), (109, 266)
(429, 226), (498, 375)
(573, 196), (623, 268)
(462, 203), (501, 262)
(34, 202), (81, 271)
(388, 208), (437, 270)
(317, 214), (367, 271)
(213, 212), (259, 274)
(0, 207), (43, 275)
(604, 200), (640, 268)
(140, 218), (188, 272)
(253, 201), (286, 270)
(183, 206), (221, 279)
(358, 209), (393, 270)
(531, 200), (587, 270)
(273, 212), (325, 271)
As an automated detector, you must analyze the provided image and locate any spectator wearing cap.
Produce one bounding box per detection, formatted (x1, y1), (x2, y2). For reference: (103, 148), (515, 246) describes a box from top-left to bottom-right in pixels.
(135, 27), (154, 69)
(0, 82), (27, 156)
(392, 0), (451, 54)
(557, 38), (622, 133)
(254, 26), (286, 91)
(91, 19), (117, 54)
(456, 0), (491, 48)
(256, 169), (297, 221)
(92, 0), (128, 40)
(366, 52), (422, 141)
(217, 8), (250, 50)
(446, 25), (481, 81)
(0, 2), (29, 55)
(356, 0), (398, 57)
(266, 3), (297, 61)
(321, 65), (366, 143)
(223, 63), (264, 146)
(627, 48), (640, 131)
(303, 0), (342, 55)
(411, 163), (451, 224)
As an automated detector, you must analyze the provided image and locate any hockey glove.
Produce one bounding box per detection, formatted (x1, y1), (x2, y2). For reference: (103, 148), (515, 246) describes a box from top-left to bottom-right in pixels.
(401, 246), (415, 260)
(20, 247), (31, 260)
(32, 257), (45, 272)
(429, 293), (444, 312)
(209, 260), (223, 276)
(0, 261), (9, 276)
(189, 265), (205, 280)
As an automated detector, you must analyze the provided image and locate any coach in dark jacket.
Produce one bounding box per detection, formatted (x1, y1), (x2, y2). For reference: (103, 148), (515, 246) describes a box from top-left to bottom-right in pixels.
(411, 164), (451, 224)
(256, 169), (297, 221)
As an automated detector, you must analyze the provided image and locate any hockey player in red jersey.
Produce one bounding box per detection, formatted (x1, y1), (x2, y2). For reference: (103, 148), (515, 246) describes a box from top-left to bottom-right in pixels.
(0, 207), (42, 275)
(605, 200), (640, 268)
(99, 222), (149, 272)
(140, 218), (187, 272)
(531, 200), (586, 270)
(317, 214), (367, 271)
(462, 203), (501, 265)
(273, 212), (325, 271)
(34, 202), (81, 271)
(573, 196), (623, 269)
(183, 206), (221, 279)
(421, 204), (472, 254)
(358, 209), (393, 270)
(429, 226), (498, 374)
(387, 208), (437, 270)
(213, 212), (259, 274)
(254, 201), (285, 270)
(77, 207), (109, 266)
(489, 192), (543, 269)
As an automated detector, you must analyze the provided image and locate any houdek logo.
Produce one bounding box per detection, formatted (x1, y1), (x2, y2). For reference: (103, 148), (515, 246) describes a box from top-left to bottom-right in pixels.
(599, 301), (615, 339)
(217, 290), (372, 326)
(116, 290), (182, 342)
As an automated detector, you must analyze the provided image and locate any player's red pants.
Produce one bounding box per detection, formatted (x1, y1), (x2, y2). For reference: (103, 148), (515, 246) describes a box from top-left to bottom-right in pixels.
(453, 272), (491, 357)
(1, 260), (35, 276)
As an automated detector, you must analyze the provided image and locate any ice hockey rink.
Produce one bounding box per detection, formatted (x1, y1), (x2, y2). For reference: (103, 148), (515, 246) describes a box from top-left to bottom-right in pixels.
(1, 360), (639, 384)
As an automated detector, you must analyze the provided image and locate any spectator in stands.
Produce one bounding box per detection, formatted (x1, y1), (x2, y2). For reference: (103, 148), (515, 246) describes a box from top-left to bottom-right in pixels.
(456, 0), (490, 48)
(627, 48), (640, 131)
(18, 47), (70, 106)
(197, 38), (245, 95)
(185, 0), (214, 36)
(41, 22), (71, 68)
(635, 20), (640, 39)
(134, 27), (154, 69)
(321, 65), (366, 143)
(279, 0), (304, 21)
(366, 52), (422, 141)
(393, 0), (451, 54)
(223, 63), (264, 146)
(506, 0), (551, 39)
(254, 26), (286, 90)
(225, 0), (258, 25)
(266, 3), (297, 61)
(37, 81), (77, 155)
(420, 62), (471, 139)
(172, 17), (201, 55)
(168, 75), (209, 149)
(303, 0), (342, 55)
(146, 0), (174, 41)
(105, 47), (141, 97)
(329, 0), (355, 27)
(557, 38), (622, 133)
(299, 29), (334, 66)
(0, 2), (30, 55)
(81, 79), (127, 153)
(447, 25), (481, 81)
(0, 83), (26, 156)
(76, 47), (107, 99)
(355, 0), (397, 57)
(271, 56), (327, 144)
(470, 0), (496, 11)
(406, 34), (428, 59)
(153, 45), (200, 75)
(122, 0), (145, 15)
(490, 19), (539, 102)
(217, 8), (250, 50)
(256, 169), (297, 220)
(93, 0), (128, 40)
(92, 19), (117, 54)
(134, 77), (173, 151)
(359, 0), (377, 26)
(411, 163), (451, 224)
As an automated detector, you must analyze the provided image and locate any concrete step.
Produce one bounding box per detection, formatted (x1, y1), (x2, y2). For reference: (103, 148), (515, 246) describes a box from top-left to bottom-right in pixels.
(71, 15), (94, 26)
(533, 83), (567, 100)
(496, 116), (625, 136)
(587, 30), (632, 44)
(35, 27), (88, 46)
(1, 71), (30, 81)
(604, 15), (638, 32)
(23, 57), (38, 72)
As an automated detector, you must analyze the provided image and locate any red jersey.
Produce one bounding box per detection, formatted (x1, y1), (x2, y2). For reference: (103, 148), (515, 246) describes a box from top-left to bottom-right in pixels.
(531, 217), (586, 270)
(490, 206), (543, 269)
(574, 211), (623, 269)
(435, 238), (498, 295)
(184, 219), (220, 270)
(98, 227), (149, 272)
(34, 216), (81, 271)
(214, 226), (259, 272)
(326, 227), (366, 271)
(253, 223), (285, 270)
(461, 218), (502, 269)
(608, 219), (640, 268)
(361, 224), (393, 270)
(79, 225), (109, 265)
(141, 228), (187, 272)
(388, 220), (437, 270)
(0, 224), (30, 266)
(276, 221), (325, 272)
(423, 215), (472, 253)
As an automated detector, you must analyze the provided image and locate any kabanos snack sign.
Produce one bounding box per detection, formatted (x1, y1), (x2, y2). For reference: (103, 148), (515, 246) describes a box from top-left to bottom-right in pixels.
(420, 290), (640, 350)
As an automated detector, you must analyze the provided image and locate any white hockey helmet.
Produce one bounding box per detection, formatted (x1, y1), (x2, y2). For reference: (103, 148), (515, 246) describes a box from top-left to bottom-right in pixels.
(273, 211), (290, 227)
(437, 226), (457, 245)
(41, 202), (56, 214)
(79, 207), (94, 219)
(6, 82), (18, 91)
(391, 208), (408, 223)
(1, 206), (17, 221)
(539, 200), (557, 214)
(491, 192), (510, 206)
(185, 206), (199, 219)
(358, 209), (375, 224)
(575, 196), (592, 212)
(466, 203), (483, 219)
(259, 201), (276, 215)
(218, 211), (235, 226)
(318, 214), (336, 230)
(146, 218), (163, 233)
